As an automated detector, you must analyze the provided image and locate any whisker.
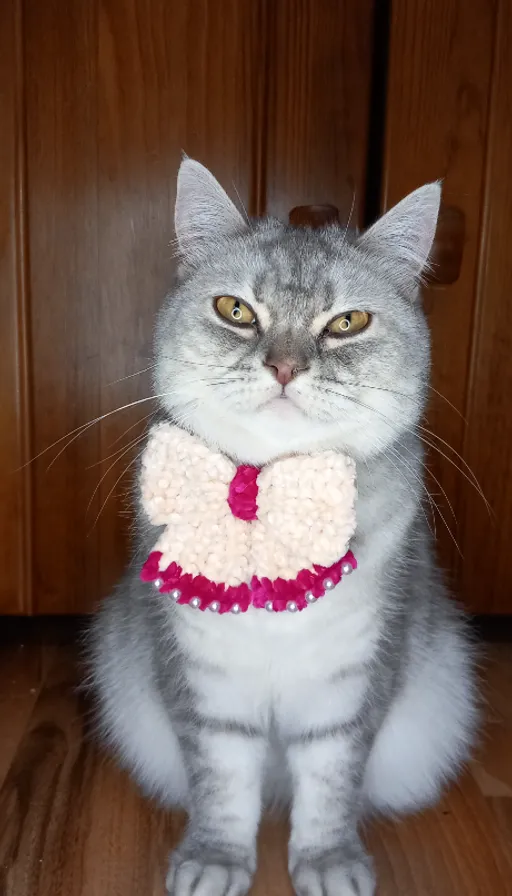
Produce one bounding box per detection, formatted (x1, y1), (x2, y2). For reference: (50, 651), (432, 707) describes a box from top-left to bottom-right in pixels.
(86, 431), (147, 471)
(33, 392), (172, 471)
(387, 444), (462, 555)
(426, 384), (466, 421)
(319, 385), (489, 515)
(391, 434), (457, 521)
(86, 435), (146, 514)
(325, 375), (465, 416)
(88, 450), (144, 533)
(392, 369), (467, 421)
(325, 378), (416, 402)
(109, 410), (156, 449)
(335, 372), (466, 420)
(414, 423), (484, 493)
(231, 181), (252, 228)
(170, 359), (226, 369)
(329, 189), (357, 275)
(105, 363), (158, 386)
(343, 187), (357, 242)
(418, 433), (493, 517)
(331, 384), (485, 506)
(422, 462), (457, 521)
(180, 357), (248, 373)
(384, 447), (436, 540)
(164, 398), (201, 429)
(317, 385), (447, 545)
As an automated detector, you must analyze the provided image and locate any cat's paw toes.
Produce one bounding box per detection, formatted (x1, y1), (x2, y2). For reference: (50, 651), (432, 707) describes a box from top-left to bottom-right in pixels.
(166, 853), (253, 896)
(291, 852), (375, 896)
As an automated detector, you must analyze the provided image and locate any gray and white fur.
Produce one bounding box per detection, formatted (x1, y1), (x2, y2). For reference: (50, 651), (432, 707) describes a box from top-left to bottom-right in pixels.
(88, 159), (479, 896)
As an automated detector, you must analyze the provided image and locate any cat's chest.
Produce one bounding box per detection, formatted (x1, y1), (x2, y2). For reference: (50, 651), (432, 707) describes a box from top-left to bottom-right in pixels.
(176, 572), (381, 733)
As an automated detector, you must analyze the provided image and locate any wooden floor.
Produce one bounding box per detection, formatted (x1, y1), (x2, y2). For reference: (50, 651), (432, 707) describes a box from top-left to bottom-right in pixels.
(0, 634), (511, 896)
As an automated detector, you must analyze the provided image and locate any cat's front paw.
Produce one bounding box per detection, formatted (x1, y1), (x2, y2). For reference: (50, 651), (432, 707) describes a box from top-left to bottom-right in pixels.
(166, 847), (253, 896)
(291, 847), (375, 896)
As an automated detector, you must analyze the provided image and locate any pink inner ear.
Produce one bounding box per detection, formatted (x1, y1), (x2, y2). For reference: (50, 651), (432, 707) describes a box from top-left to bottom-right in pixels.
(227, 465), (260, 521)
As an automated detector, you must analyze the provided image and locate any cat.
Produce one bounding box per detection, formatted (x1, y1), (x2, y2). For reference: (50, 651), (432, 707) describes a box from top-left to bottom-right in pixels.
(88, 158), (479, 896)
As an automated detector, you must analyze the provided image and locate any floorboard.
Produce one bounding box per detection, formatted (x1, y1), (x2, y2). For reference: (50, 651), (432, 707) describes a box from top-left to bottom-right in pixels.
(0, 640), (511, 895)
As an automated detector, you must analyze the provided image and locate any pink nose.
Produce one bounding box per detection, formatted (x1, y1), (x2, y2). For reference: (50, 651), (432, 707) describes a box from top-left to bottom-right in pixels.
(264, 359), (308, 386)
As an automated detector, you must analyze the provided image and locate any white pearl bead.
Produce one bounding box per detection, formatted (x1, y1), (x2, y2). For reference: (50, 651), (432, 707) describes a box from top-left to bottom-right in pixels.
(265, 601), (274, 612)
(154, 578), (163, 589)
(323, 578), (335, 590)
(305, 591), (316, 603)
(170, 588), (181, 600)
(209, 601), (220, 612)
(189, 597), (201, 609)
(287, 601), (298, 612)
(341, 561), (353, 576)
(231, 604), (241, 614)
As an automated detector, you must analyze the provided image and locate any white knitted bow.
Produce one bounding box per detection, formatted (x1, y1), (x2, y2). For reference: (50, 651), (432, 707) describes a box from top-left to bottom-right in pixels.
(140, 423), (357, 586)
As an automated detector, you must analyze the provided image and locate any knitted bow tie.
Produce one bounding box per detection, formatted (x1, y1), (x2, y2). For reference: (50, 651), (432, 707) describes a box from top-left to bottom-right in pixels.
(140, 423), (357, 614)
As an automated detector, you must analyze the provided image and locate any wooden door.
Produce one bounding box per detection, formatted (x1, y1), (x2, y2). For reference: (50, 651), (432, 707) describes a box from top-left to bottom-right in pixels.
(0, 0), (32, 614)
(458, 0), (512, 614)
(0, 0), (374, 614)
(383, 0), (512, 613)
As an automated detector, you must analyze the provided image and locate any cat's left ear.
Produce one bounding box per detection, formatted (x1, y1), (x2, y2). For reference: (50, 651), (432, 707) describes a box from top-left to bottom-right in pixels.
(174, 157), (248, 265)
(358, 182), (441, 285)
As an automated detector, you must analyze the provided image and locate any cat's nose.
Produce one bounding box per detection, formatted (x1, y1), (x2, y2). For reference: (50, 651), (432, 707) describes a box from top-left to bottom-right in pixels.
(263, 358), (309, 386)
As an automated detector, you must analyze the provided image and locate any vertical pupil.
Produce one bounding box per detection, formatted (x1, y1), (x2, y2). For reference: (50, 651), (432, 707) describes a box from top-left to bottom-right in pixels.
(340, 313), (351, 331)
(231, 301), (242, 320)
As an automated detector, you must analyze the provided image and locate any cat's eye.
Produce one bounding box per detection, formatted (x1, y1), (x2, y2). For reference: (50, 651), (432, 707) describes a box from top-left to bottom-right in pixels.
(325, 311), (370, 337)
(215, 295), (256, 327)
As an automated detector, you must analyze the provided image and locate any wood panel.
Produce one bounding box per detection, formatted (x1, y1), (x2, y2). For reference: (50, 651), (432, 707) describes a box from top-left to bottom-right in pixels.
(460, 0), (512, 613)
(25, 0), (101, 614)
(264, 0), (374, 225)
(95, 0), (261, 597)
(25, 0), (261, 613)
(0, 0), (31, 614)
(382, 0), (497, 585)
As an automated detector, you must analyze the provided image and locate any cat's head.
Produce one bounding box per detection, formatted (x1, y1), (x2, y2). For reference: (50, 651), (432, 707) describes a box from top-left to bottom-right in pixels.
(154, 159), (440, 465)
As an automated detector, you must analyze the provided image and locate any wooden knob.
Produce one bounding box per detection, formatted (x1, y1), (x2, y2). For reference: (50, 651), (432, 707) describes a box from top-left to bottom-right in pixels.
(289, 204), (340, 228)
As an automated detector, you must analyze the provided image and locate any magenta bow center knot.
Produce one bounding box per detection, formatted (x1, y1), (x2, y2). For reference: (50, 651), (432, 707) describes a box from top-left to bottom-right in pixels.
(227, 465), (260, 521)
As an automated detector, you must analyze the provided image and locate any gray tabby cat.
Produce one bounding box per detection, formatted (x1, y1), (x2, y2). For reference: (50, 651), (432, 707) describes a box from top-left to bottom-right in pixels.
(89, 159), (478, 896)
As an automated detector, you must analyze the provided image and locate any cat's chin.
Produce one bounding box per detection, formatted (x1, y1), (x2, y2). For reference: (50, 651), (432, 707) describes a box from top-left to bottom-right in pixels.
(187, 399), (340, 466)
(261, 395), (305, 417)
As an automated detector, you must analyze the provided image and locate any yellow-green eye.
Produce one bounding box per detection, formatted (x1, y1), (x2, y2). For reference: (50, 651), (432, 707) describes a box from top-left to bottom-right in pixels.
(215, 296), (256, 327)
(326, 310), (370, 336)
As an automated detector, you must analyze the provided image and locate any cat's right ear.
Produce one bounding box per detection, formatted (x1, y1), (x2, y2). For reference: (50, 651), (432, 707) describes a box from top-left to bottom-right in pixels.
(174, 158), (248, 265)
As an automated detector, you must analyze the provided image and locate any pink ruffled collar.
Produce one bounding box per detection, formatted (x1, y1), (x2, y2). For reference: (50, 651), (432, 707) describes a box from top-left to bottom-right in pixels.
(141, 548), (357, 614)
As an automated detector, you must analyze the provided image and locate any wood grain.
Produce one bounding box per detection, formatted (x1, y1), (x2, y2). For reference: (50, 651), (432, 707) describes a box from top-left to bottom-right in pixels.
(25, 0), (262, 613)
(264, 0), (374, 225)
(0, 646), (42, 789)
(95, 0), (261, 597)
(0, 0), (31, 614)
(368, 776), (512, 895)
(25, 0), (101, 614)
(382, 0), (497, 581)
(0, 641), (511, 895)
(459, 0), (512, 613)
